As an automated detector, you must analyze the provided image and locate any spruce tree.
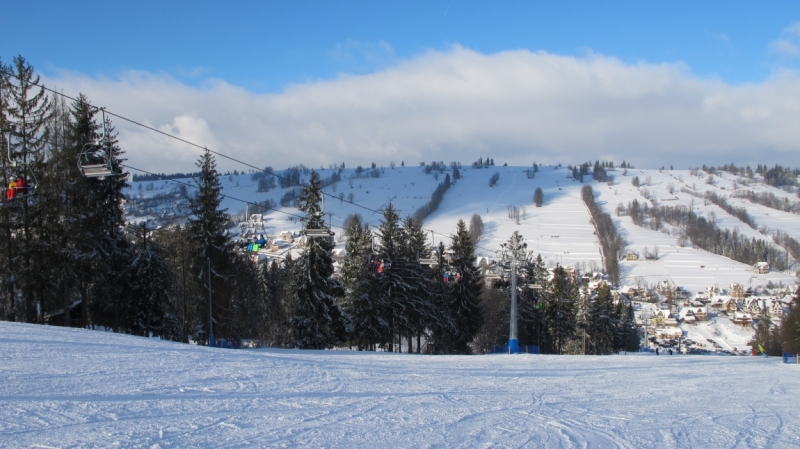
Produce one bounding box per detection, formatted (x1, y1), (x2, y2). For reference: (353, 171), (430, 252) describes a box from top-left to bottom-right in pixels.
(341, 217), (387, 350)
(188, 148), (235, 343)
(4, 56), (51, 323)
(543, 265), (577, 354)
(289, 171), (346, 349)
(127, 224), (173, 337)
(400, 215), (436, 353)
(445, 219), (483, 353)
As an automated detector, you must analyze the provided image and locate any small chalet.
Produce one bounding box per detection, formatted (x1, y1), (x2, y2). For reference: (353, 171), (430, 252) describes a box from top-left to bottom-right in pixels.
(693, 307), (708, 321)
(694, 294), (710, 304)
(280, 231), (294, 243)
(744, 298), (763, 316)
(651, 309), (678, 327)
(678, 308), (696, 324)
(625, 250), (639, 261)
(730, 283), (745, 299)
(769, 301), (786, 317)
(754, 262), (770, 274)
(732, 311), (753, 326)
(723, 298), (739, 314)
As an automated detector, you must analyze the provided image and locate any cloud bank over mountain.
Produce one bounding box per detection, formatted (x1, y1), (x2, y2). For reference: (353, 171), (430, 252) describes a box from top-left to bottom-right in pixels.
(46, 46), (800, 173)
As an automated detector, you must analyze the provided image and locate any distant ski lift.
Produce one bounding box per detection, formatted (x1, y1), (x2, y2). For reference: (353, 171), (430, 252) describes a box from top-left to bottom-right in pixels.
(78, 108), (117, 178)
(419, 250), (438, 266)
(304, 228), (333, 238)
(302, 202), (334, 238)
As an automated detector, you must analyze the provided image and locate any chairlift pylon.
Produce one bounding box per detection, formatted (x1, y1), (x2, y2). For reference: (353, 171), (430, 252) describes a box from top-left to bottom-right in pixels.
(78, 107), (117, 178)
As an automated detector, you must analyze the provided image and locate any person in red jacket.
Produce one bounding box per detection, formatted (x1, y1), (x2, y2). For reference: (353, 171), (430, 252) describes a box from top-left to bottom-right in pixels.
(6, 176), (17, 200)
(15, 176), (26, 196)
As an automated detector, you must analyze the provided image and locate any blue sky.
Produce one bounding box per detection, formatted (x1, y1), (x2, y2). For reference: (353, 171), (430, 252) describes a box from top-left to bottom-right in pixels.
(3, 1), (800, 171)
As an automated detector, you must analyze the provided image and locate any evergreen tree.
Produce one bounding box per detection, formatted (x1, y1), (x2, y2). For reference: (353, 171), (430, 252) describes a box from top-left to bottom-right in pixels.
(3, 56), (52, 323)
(127, 224), (173, 338)
(187, 148), (235, 343)
(341, 218), (387, 350)
(289, 171), (346, 349)
(586, 283), (615, 354)
(400, 215), (436, 353)
(84, 106), (134, 332)
(428, 241), (455, 352)
(444, 219), (483, 353)
(375, 203), (408, 351)
(154, 225), (199, 343)
(543, 265), (577, 354)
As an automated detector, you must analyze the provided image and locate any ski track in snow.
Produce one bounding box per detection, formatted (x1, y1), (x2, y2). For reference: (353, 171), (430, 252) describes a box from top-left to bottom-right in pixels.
(2, 322), (800, 448)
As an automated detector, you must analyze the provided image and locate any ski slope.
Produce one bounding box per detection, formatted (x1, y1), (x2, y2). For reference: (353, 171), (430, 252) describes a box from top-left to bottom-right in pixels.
(2, 322), (799, 448)
(591, 168), (797, 294)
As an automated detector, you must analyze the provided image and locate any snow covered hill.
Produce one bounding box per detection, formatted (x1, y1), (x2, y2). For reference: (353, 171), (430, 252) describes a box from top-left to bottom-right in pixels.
(125, 164), (800, 353)
(2, 321), (799, 448)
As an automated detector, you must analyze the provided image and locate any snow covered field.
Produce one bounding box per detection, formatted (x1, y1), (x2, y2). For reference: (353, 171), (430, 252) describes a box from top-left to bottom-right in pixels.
(2, 322), (800, 448)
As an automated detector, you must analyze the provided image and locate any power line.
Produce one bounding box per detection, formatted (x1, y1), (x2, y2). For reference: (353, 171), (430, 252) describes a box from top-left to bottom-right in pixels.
(2, 68), (498, 254)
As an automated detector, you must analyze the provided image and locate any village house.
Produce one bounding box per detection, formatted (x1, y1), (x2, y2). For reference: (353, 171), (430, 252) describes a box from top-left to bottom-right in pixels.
(723, 297), (739, 314)
(769, 300), (786, 318)
(651, 309), (678, 327)
(730, 283), (745, 299)
(754, 261), (770, 274)
(625, 250), (639, 261)
(732, 311), (753, 326)
(678, 308), (696, 324)
(692, 307), (708, 321)
(744, 298), (764, 316)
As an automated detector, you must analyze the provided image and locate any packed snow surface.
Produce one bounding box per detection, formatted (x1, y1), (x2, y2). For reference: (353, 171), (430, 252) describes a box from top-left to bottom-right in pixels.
(2, 323), (800, 448)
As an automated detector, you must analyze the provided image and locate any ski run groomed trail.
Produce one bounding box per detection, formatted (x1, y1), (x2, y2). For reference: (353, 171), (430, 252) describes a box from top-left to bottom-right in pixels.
(2, 322), (799, 448)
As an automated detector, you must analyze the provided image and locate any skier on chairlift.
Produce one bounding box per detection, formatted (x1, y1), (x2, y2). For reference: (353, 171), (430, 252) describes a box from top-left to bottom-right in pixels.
(6, 176), (17, 200)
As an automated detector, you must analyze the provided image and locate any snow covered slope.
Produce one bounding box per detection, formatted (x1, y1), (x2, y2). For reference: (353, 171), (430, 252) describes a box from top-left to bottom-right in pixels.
(2, 322), (799, 448)
(591, 168), (798, 293)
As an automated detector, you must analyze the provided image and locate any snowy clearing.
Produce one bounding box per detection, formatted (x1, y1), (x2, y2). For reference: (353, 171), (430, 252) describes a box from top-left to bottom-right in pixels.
(2, 322), (800, 448)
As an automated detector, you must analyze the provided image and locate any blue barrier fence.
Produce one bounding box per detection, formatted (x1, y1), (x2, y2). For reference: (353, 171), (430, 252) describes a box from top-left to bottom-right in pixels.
(489, 344), (539, 354)
(784, 353), (798, 364)
(213, 338), (242, 349)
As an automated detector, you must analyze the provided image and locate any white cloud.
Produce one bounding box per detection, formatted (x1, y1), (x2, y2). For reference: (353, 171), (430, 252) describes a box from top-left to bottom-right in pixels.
(770, 22), (800, 56)
(771, 39), (800, 57)
(43, 46), (800, 173)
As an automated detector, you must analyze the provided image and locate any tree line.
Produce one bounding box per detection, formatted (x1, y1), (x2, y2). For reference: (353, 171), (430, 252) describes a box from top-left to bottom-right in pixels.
(625, 200), (788, 271)
(582, 185), (624, 285)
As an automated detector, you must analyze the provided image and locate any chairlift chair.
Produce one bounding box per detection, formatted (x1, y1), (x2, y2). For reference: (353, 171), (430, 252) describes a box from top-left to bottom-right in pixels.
(304, 228), (332, 238)
(418, 249), (438, 266)
(77, 108), (117, 178)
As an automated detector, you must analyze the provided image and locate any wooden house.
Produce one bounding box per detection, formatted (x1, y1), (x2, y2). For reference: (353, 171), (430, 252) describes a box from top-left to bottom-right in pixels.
(744, 298), (763, 316)
(770, 301), (786, 318)
(651, 309), (678, 327)
(732, 311), (753, 326)
(730, 283), (745, 299)
(693, 307), (708, 321)
(723, 298), (739, 314)
(754, 261), (770, 274)
(625, 250), (639, 261)
(678, 308), (696, 324)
